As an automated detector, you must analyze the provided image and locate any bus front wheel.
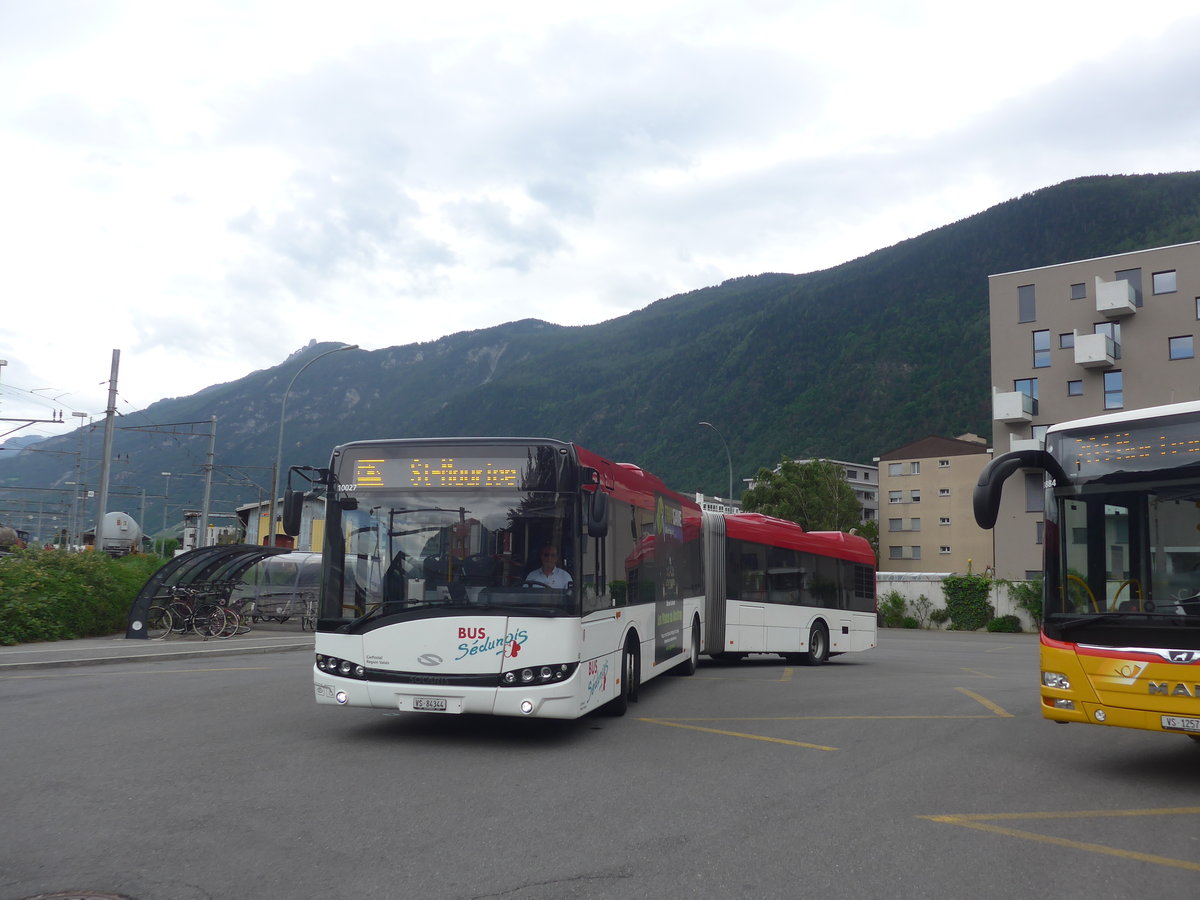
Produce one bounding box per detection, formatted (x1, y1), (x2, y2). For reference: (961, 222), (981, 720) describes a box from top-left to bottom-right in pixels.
(605, 640), (639, 716)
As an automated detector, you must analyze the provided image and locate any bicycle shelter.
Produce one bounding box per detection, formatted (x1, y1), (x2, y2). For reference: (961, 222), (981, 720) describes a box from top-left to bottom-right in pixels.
(228, 551), (322, 625)
(125, 545), (293, 639)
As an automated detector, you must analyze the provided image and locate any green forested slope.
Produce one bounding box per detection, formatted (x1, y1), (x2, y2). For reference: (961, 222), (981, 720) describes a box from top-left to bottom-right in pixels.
(5, 173), (1200, 522)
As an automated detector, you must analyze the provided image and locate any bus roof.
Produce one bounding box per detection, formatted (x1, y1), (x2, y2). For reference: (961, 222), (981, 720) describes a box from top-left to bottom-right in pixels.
(1047, 399), (1200, 435)
(724, 512), (875, 566)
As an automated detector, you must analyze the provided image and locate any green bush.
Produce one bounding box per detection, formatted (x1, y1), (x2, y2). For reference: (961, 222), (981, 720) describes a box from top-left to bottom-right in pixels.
(901, 616), (919, 629)
(987, 614), (1023, 633)
(942, 574), (994, 631)
(0, 549), (165, 645)
(929, 608), (950, 628)
(878, 590), (907, 627)
(1000, 577), (1043, 628)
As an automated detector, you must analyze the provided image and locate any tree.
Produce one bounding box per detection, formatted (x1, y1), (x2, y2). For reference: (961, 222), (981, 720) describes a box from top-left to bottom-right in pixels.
(740, 458), (863, 532)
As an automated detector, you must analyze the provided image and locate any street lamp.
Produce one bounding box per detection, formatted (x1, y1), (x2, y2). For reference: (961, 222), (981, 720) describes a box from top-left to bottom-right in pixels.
(160, 472), (172, 537)
(698, 421), (733, 500)
(268, 343), (358, 547)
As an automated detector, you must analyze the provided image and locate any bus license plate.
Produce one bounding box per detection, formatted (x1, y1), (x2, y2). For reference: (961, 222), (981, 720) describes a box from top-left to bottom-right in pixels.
(1161, 715), (1200, 734)
(412, 696), (449, 713)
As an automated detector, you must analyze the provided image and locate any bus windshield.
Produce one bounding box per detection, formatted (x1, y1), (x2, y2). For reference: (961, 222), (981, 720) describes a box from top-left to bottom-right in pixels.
(1049, 482), (1200, 623)
(323, 489), (580, 625)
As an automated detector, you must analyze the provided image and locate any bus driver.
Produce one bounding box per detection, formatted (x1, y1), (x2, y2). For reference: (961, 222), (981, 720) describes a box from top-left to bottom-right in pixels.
(527, 544), (572, 589)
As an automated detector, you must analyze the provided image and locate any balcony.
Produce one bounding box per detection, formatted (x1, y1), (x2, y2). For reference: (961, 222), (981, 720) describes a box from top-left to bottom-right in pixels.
(1074, 332), (1117, 368)
(993, 390), (1036, 423)
(1009, 436), (1044, 453)
(1095, 276), (1136, 318)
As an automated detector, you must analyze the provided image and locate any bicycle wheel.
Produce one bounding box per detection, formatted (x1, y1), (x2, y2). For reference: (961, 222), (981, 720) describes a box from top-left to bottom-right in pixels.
(192, 605), (227, 639)
(216, 607), (239, 639)
(167, 601), (192, 635)
(146, 606), (173, 640)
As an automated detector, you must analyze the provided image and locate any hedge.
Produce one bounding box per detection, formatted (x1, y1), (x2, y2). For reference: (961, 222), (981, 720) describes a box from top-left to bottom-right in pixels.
(0, 549), (165, 645)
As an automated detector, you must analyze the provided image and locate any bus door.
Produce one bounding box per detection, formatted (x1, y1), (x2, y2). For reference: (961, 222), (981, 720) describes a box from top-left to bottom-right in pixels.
(1060, 493), (1145, 613)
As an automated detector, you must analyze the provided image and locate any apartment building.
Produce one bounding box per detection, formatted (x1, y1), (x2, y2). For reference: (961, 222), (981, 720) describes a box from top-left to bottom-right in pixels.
(876, 435), (993, 573)
(988, 241), (1200, 579)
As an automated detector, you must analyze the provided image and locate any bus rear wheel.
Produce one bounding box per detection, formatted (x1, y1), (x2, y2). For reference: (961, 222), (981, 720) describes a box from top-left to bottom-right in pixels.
(676, 620), (700, 676)
(798, 623), (829, 666)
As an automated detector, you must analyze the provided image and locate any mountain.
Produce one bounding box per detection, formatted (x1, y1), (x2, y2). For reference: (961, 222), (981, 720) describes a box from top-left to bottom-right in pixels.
(5, 172), (1200, 536)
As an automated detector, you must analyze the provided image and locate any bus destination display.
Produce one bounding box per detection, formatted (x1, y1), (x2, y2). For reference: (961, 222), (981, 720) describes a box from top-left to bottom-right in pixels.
(350, 455), (523, 489)
(1054, 418), (1200, 476)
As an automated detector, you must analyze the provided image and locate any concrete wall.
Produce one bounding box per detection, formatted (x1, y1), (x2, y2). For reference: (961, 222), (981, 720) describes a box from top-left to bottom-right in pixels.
(876, 572), (1035, 632)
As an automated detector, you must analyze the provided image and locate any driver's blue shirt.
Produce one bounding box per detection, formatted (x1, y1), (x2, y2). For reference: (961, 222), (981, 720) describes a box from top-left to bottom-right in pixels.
(527, 566), (572, 589)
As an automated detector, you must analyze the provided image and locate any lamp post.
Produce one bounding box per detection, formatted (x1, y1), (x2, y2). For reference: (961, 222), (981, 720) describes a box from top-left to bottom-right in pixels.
(160, 472), (172, 539)
(268, 343), (358, 547)
(698, 421), (733, 500)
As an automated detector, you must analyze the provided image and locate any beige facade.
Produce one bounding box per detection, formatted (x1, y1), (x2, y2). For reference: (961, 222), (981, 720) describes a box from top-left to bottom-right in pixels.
(988, 241), (1200, 579)
(876, 435), (993, 574)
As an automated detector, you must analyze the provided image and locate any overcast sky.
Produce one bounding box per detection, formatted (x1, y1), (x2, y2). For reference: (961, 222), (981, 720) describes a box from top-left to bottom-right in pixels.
(3, 0), (1200, 440)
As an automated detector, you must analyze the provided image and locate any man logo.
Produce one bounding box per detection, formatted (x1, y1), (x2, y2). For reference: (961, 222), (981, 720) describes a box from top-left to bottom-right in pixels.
(418, 653), (443, 667)
(1168, 650), (1199, 664)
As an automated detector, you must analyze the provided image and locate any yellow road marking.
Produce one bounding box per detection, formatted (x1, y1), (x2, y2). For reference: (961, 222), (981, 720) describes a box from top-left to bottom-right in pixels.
(643, 720), (998, 724)
(640, 717), (837, 751)
(956, 687), (1014, 717)
(781, 667), (794, 682)
(922, 808), (1200, 872)
(960, 667), (995, 678)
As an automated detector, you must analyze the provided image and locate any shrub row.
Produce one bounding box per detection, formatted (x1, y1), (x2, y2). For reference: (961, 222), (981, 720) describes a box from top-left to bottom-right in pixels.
(0, 549), (165, 645)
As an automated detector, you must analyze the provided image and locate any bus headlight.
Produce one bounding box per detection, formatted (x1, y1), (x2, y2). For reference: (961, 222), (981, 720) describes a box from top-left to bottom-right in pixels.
(499, 663), (576, 687)
(1042, 671), (1070, 690)
(316, 654), (366, 680)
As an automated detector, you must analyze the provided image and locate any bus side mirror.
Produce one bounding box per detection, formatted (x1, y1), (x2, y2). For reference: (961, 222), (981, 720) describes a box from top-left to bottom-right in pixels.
(588, 489), (609, 538)
(282, 489), (304, 537)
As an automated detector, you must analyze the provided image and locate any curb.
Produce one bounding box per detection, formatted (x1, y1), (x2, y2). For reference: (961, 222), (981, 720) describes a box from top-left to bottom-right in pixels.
(0, 639), (313, 672)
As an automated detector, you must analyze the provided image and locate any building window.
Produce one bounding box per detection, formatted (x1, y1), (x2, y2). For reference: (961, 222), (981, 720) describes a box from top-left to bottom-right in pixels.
(1195, 297), (1200, 320)
(1070, 282), (1087, 300)
(938, 488), (951, 497)
(1036, 521), (1045, 545)
(937, 459), (950, 468)
(910, 518), (921, 532)
(910, 461), (920, 475)
(889, 546), (903, 559)
(1104, 370), (1124, 410)
(888, 518), (902, 532)
(1059, 332), (1074, 349)
(1018, 284), (1036, 322)
(939, 516), (951, 526)
(939, 546), (951, 554)
(1153, 270), (1177, 295)
(888, 462), (903, 476)
(1169, 335), (1194, 360)
(1067, 380), (1083, 396)
(1114, 268), (1143, 307)
(846, 469), (858, 479)
(910, 490), (921, 503)
(1094, 321), (1121, 359)
(1033, 330), (1051, 368)
(888, 491), (903, 504)
(911, 546), (921, 560)
(1024, 472), (1044, 513)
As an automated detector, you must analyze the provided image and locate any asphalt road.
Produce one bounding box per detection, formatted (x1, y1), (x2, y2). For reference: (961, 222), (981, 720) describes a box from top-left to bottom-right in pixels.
(2, 628), (1198, 900)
